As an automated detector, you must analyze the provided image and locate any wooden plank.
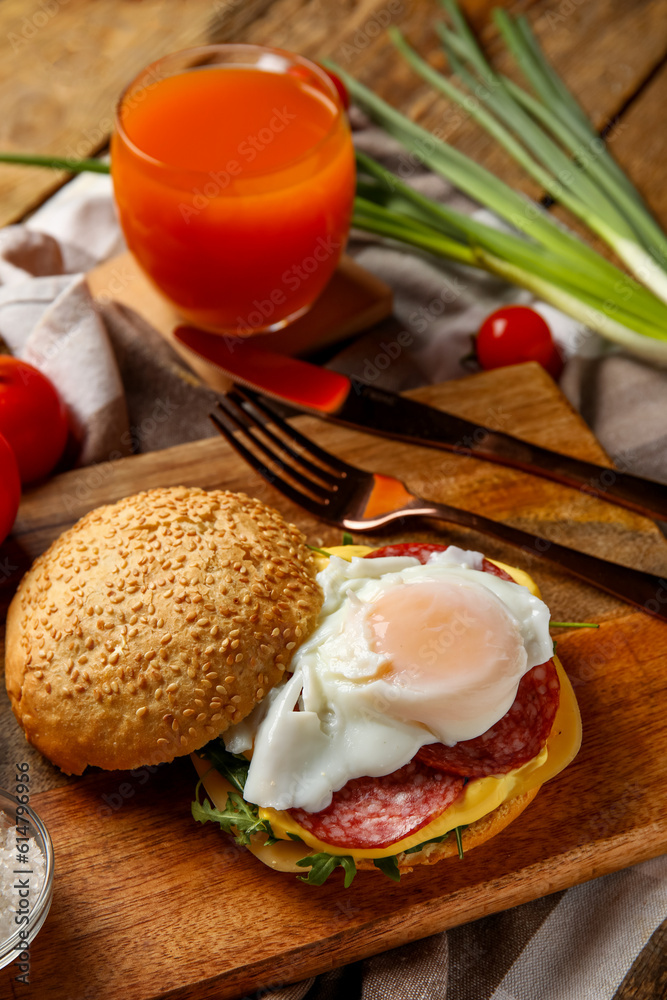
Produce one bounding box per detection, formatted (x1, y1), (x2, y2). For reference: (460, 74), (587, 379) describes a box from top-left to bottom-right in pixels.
(1, 0), (665, 231)
(1, 363), (667, 999)
(611, 61), (667, 227)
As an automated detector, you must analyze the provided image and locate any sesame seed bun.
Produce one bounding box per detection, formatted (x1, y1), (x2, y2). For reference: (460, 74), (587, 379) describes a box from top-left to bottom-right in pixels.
(355, 787), (541, 873)
(5, 487), (322, 775)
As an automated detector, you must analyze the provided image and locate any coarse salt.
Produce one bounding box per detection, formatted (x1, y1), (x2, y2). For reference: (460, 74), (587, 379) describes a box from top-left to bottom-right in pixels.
(0, 811), (45, 943)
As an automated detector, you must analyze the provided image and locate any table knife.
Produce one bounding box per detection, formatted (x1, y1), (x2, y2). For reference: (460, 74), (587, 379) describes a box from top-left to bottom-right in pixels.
(175, 324), (667, 522)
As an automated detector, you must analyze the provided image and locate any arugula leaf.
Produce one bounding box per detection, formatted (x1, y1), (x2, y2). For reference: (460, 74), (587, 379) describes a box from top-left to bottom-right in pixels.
(403, 833), (448, 855)
(201, 740), (250, 793)
(191, 788), (276, 846)
(550, 621), (599, 628)
(455, 826), (465, 860)
(296, 853), (357, 888)
(373, 856), (401, 882)
(342, 532), (354, 545)
(192, 748), (277, 847)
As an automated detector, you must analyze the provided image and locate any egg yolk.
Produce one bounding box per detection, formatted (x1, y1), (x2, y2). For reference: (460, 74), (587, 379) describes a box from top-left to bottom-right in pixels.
(364, 580), (526, 736)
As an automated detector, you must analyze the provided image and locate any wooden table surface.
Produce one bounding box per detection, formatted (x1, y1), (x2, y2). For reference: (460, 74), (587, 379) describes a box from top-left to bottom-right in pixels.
(1, 1), (666, 997)
(0, 0), (666, 239)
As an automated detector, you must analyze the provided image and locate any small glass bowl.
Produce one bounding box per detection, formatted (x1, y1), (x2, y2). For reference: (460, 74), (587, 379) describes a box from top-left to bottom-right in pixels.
(0, 788), (54, 971)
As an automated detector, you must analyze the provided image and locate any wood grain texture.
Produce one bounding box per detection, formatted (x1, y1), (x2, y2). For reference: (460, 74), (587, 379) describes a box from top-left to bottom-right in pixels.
(87, 251), (394, 378)
(1, 363), (666, 1000)
(1, 0), (667, 240)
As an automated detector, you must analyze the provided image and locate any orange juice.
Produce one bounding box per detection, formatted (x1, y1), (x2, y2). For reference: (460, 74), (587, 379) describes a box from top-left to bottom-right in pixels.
(111, 47), (355, 334)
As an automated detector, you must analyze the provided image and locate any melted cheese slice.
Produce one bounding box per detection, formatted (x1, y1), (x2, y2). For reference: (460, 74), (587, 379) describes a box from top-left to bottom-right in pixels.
(192, 546), (582, 870)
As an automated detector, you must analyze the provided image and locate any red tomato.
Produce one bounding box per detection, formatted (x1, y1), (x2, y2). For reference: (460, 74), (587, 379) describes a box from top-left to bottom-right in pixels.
(321, 67), (350, 110)
(0, 431), (21, 544)
(0, 357), (69, 484)
(476, 306), (564, 380)
(287, 63), (350, 110)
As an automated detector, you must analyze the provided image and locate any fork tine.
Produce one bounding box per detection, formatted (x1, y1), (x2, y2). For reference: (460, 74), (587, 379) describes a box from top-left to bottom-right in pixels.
(209, 406), (328, 516)
(216, 396), (333, 501)
(210, 397), (331, 505)
(226, 391), (341, 488)
(236, 387), (361, 478)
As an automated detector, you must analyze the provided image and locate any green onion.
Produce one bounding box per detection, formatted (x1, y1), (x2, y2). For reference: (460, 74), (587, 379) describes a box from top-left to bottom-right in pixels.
(550, 621), (599, 629)
(0, 153), (111, 174)
(352, 154), (667, 358)
(307, 544), (332, 557)
(326, 2), (667, 360)
(439, 2), (667, 295)
(355, 152), (667, 331)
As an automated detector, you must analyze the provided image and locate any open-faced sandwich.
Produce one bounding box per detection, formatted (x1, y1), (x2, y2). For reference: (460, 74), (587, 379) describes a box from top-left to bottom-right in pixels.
(192, 538), (581, 885)
(4, 487), (581, 886)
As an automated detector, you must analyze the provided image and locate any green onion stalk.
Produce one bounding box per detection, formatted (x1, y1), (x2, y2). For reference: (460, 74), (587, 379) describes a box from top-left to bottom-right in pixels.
(390, 0), (667, 300)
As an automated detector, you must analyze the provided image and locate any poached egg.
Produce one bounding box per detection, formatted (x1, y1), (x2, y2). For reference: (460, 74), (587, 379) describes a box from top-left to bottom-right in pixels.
(225, 547), (553, 813)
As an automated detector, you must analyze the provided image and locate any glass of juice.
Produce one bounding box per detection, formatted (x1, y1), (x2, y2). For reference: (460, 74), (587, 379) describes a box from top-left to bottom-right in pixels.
(111, 45), (356, 336)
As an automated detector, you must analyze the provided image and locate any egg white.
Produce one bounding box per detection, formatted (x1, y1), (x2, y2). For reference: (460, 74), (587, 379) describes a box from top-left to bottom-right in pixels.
(226, 548), (553, 813)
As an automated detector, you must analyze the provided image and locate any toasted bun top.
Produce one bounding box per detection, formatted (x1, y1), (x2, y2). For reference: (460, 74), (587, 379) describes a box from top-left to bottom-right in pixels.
(5, 487), (322, 774)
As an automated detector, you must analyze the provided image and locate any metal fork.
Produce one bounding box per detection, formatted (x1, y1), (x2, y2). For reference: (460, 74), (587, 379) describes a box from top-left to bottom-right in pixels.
(211, 388), (667, 621)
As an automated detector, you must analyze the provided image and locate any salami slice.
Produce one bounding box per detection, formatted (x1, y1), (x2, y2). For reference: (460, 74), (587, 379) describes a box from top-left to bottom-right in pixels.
(288, 762), (465, 849)
(365, 542), (513, 580)
(417, 658), (560, 778)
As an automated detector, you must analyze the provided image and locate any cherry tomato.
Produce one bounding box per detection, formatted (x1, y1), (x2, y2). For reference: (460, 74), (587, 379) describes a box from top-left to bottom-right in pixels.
(287, 63), (350, 110)
(0, 432), (21, 544)
(321, 67), (350, 110)
(0, 357), (69, 484)
(476, 305), (564, 380)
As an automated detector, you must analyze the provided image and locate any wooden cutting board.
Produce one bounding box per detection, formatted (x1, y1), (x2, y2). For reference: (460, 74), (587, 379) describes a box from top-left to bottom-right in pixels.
(87, 251), (394, 380)
(1, 363), (667, 1000)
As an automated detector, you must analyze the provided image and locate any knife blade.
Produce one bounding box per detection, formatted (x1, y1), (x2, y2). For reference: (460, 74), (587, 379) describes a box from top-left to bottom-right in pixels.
(175, 324), (667, 522)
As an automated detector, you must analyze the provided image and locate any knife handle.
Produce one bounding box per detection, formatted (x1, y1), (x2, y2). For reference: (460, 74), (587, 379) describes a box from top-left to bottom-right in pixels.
(477, 431), (667, 522)
(405, 498), (667, 619)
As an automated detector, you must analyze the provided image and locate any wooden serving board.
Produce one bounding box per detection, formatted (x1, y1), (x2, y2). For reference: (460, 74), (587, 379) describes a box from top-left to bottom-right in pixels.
(87, 251), (394, 378)
(1, 363), (667, 1000)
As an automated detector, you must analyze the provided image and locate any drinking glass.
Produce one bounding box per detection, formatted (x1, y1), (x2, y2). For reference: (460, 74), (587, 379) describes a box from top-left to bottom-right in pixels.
(111, 45), (356, 335)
